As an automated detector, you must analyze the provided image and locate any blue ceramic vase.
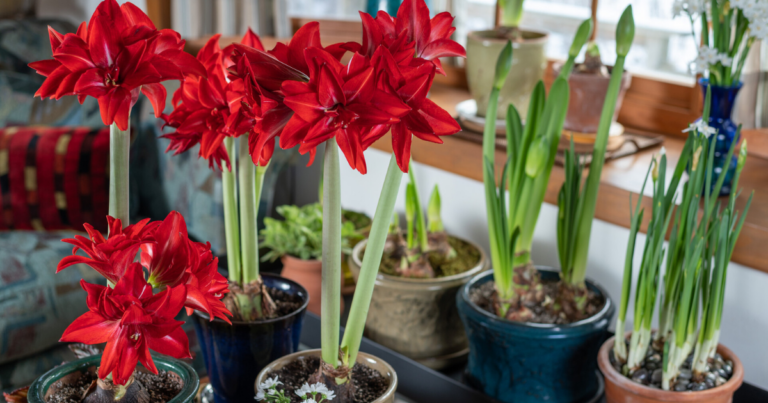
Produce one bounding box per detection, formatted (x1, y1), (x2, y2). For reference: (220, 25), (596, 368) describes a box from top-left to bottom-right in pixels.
(457, 268), (614, 403)
(193, 273), (308, 403)
(699, 78), (742, 196)
(28, 354), (199, 403)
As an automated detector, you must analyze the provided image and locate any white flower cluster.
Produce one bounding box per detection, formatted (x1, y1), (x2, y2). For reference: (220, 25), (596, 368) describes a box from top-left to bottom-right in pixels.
(682, 120), (718, 138)
(296, 382), (335, 402)
(691, 46), (733, 73)
(255, 377), (290, 403)
(672, 0), (706, 17)
(732, 0), (768, 40)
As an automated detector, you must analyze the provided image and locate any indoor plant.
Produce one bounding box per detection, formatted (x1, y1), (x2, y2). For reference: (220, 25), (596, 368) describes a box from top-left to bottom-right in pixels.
(457, 8), (634, 403)
(162, 29), (309, 403)
(465, 0), (548, 118)
(672, 0), (766, 195)
(599, 93), (751, 402)
(246, 0), (464, 401)
(557, 1), (632, 139)
(348, 165), (487, 369)
(30, 211), (224, 402)
(260, 203), (363, 314)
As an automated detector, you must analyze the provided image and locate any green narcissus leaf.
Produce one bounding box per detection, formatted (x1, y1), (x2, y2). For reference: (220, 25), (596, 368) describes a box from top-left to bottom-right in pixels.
(525, 136), (550, 178)
(428, 185), (443, 232)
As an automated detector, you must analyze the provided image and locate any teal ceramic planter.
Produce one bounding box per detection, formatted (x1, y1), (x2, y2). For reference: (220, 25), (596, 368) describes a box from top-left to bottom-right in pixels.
(28, 354), (199, 403)
(457, 268), (614, 403)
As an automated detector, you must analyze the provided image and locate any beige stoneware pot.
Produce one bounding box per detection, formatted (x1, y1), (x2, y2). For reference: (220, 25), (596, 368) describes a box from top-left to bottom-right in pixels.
(349, 237), (487, 369)
(255, 349), (398, 403)
(466, 29), (548, 119)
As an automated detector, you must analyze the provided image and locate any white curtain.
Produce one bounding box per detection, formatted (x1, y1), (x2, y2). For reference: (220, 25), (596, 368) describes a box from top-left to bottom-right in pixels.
(171, 0), (288, 39)
(36, 0), (147, 26)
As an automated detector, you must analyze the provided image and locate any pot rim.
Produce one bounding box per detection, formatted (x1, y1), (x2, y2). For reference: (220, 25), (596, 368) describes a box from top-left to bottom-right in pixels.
(28, 354), (199, 403)
(460, 268), (613, 329)
(597, 335), (744, 400)
(552, 61), (633, 79)
(351, 235), (488, 284)
(255, 349), (398, 402)
(699, 77), (743, 90)
(467, 28), (549, 44)
(195, 272), (309, 326)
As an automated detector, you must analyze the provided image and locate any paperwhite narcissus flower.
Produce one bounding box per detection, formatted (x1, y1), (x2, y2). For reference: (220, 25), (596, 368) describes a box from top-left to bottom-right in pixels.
(255, 389), (266, 401)
(305, 399), (318, 403)
(683, 121), (717, 138)
(672, 0), (706, 16)
(260, 377), (282, 391)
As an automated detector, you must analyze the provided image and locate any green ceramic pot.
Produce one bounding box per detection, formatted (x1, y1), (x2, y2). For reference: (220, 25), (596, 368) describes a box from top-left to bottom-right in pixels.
(27, 354), (199, 403)
(466, 29), (548, 119)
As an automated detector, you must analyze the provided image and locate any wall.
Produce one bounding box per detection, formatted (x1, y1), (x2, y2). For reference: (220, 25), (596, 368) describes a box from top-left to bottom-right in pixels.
(338, 148), (768, 390)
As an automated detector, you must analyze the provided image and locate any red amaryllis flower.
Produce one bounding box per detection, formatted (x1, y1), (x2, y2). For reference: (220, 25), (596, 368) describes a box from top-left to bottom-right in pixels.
(140, 211), (194, 288)
(280, 48), (409, 173)
(364, 49), (461, 172)
(162, 31), (257, 170)
(228, 22), (349, 166)
(60, 263), (191, 385)
(184, 242), (231, 323)
(57, 217), (157, 283)
(357, 0), (466, 74)
(29, 0), (205, 130)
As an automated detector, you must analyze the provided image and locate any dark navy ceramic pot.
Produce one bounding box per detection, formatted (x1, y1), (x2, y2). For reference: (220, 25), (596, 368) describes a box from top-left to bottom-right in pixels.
(699, 78), (742, 196)
(457, 268), (614, 403)
(193, 273), (308, 403)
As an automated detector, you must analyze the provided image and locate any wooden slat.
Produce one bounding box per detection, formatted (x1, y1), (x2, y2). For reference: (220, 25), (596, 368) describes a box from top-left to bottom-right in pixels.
(145, 0), (172, 30)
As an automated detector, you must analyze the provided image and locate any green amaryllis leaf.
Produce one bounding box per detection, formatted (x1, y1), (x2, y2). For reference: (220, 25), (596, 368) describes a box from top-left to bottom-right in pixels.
(586, 41), (601, 58)
(571, 19), (594, 57)
(525, 135), (550, 178)
(494, 41), (514, 90)
(428, 185), (443, 233)
(616, 5), (635, 57)
(405, 182), (417, 248)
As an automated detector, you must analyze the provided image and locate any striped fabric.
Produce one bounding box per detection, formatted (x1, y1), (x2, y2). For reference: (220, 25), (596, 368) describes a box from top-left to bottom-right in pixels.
(0, 127), (111, 233)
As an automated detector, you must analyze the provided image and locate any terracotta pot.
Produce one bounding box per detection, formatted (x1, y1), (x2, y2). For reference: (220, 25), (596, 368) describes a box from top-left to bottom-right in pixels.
(555, 63), (632, 134)
(255, 349), (398, 403)
(598, 335), (744, 403)
(280, 255), (344, 316)
(348, 237), (487, 369)
(466, 29), (548, 118)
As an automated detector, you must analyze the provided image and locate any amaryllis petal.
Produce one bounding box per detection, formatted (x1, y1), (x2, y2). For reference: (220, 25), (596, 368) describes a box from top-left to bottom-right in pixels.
(316, 64), (345, 107)
(396, 0), (431, 52)
(241, 28), (264, 51)
(420, 38), (467, 60)
(417, 97), (461, 135)
(88, 1), (123, 68)
(391, 122), (413, 172)
(54, 35), (96, 72)
(59, 311), (116, 344)
(35, 65), (70, 99)
(120, 2), (156, 30)
(28, 59), (61, 77)
(146, 326), (192, 359)
(141, 83), (167, 118)
(74, 68), (110, 97)
(97, 88), (132, 130)
(283, 92), (325, 122)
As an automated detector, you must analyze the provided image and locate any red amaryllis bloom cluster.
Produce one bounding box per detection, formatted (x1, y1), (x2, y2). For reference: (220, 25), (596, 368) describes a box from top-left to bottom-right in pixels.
(161, 30), (262, 170)
(164, 0), (463, 174)
(29, 0), (205, 130)
(58, 211), (231, 384)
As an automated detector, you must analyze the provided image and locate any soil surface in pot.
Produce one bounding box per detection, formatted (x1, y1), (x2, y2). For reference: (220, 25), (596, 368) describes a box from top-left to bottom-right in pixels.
(609, 337), (735, 392)
(46, 369), (182, 403)
(265, 356), (388, 403)
(470, 279), (604, 324)
(223, 285), (304, 320)
(368, 236), (481, 278)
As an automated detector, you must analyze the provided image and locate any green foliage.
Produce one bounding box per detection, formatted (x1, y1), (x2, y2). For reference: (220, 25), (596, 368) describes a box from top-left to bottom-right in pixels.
(498, 0), (525, 28)
(260, 203), (362, 261)
(428, 185), (443, 233)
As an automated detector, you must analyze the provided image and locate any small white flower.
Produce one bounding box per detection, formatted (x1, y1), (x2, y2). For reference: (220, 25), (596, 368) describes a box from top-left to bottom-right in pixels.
(304, 399), (318, 403)
(296, 383), (312, 397)
(683, 120), (717, 138)
(730, 0), (750, 9)
(255, 389), (266, 401)
(309, 383), (331, 396)
(750, 21), (768, 40)
(323, 390), (336, 401)
(718, 53), (733, 67)
(660, 146), (667, 156)
(259, 377), (282, 391)
(672, 0), (706, 17)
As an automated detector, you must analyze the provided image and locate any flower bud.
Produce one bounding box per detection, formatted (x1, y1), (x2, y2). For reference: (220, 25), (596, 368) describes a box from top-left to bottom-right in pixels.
(616, 6), (635, 57)
(692, 145), (703, 171)
(494, 41), (514, 90)
(525, 136), (550, 178)
(570, 19), (593, 58)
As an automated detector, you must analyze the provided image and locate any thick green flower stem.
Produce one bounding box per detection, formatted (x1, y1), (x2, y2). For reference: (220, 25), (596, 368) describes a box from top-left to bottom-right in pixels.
(321, 138), (342, 368)
(341, 154), (403, 367)
(222, 137), (242, 284)
(238, 135), (261, 285)
(109, 122), (130, 228)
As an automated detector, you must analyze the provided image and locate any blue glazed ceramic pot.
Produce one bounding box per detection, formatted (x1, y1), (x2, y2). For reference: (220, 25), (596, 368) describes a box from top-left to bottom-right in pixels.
(457, 268), (614, 403)
(699, 78), (742, 196)
(28, 354), (199, 403)
(193, 273), (308, 403)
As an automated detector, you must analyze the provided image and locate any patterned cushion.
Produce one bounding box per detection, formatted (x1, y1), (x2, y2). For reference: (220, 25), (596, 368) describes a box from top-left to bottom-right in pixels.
(0, 127), (112, 233)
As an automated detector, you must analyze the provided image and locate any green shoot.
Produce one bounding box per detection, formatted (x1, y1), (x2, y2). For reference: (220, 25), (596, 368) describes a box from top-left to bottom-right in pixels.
(408, 160), (429, 252)
(558, 18), (593, 80)
(427, 185), (443, 233)
(405, 183), (417, 249)
(498, 0), (525, 29)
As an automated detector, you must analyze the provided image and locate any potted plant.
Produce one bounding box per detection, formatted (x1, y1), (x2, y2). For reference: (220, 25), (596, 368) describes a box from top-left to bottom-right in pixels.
(161, 27), (310, 403)
(466, 0), (548, 119)
(598, 90), (752, 402)
(556, 1), (632, 143)
(245, 0), (464, 401)
(457, 8), (634, 403)
(347, 163), (487, 369)
(27, 1), (213, 401)
(672, 0), (766, 195)
(260, 203), (364, 315)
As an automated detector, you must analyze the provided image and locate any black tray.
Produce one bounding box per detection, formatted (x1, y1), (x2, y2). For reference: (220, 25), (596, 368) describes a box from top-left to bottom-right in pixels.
(300, 313), (767, 403)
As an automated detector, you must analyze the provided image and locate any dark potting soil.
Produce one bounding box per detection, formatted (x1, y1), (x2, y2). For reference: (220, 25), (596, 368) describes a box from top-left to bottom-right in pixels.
(469, 279), (605, 324)
(268, 286), (304, 317)
(265, 356), (388, 403)
(609, 338), (734, 391)
(45, 369), (182, 403)
(375, 236), (481, 278)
